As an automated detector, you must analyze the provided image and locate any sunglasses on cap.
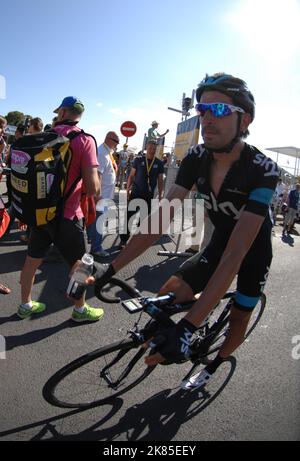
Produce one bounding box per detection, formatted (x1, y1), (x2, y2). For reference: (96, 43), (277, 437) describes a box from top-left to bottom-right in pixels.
(195, 103), (245, 118)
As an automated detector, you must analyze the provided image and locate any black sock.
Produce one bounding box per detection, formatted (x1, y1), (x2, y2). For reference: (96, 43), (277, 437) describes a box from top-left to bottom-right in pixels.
(205, 354), (224, 375)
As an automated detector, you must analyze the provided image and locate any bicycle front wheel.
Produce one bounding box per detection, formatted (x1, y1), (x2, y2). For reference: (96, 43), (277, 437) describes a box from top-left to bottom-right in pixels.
(43, 338), (156, 409)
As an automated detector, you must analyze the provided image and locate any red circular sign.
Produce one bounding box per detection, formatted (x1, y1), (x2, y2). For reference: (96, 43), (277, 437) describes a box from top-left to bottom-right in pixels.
(120, 121), (137, 137)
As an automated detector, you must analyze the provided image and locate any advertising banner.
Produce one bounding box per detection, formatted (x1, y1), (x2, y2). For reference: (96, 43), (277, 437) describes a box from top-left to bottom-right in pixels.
(174, 116), (200, 160)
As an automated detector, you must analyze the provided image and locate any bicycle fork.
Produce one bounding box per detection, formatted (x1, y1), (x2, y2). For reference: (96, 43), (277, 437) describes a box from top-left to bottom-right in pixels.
(100, 346), (145, 389)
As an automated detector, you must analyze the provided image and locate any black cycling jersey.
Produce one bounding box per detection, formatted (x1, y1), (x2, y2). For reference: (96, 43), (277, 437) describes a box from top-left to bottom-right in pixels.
(175, 143), (280, 311)
(175, 143), (279, 239)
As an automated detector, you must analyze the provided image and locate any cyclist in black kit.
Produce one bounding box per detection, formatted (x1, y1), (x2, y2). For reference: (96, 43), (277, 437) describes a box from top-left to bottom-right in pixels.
(84, 73), (279, 389)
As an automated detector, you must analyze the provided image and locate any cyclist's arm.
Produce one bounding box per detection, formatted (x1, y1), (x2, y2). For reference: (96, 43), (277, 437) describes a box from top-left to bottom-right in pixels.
(145, 210), (267, 366)
(112, 183), (189, 272)
(184, 210), (266, 327)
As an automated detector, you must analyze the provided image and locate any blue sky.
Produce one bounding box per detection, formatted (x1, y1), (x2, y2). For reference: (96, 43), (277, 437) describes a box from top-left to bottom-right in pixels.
(1, 0), (300, 174)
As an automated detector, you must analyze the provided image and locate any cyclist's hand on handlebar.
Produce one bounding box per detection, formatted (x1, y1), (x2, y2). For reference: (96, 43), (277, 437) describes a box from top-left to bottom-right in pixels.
(144, 318), (197, 365)
(69, 260), (97, 285)
(69, 261), (116, 288)
(93, 262), (116, 298)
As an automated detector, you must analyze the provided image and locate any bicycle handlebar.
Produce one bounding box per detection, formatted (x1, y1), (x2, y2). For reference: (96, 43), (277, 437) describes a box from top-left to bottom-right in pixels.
(95, 277), (213, 349)
(95, 276), (142, 303)
(95, 276), (177, 327)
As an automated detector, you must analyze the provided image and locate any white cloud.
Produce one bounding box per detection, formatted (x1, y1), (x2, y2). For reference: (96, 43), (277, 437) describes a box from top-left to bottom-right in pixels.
(96, 102), (103, 108)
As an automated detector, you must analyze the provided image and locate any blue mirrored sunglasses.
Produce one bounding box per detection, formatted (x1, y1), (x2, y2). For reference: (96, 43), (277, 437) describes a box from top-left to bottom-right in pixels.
(195, 103), (245, 118)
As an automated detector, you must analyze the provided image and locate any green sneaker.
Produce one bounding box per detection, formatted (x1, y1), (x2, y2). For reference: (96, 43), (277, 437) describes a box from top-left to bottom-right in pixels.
(17, 301), (46, 319)
(71, 304), (104, 323)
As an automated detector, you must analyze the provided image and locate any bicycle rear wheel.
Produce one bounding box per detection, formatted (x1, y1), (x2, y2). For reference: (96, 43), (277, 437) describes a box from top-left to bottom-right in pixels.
(43, 338), (156, 409)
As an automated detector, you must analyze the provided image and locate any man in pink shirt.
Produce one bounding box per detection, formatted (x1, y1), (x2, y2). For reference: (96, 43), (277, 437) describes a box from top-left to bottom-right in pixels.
(18, 96), (104, 322)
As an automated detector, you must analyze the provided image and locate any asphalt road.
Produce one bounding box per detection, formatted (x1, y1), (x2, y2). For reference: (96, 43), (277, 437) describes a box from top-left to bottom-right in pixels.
(0, 185), (299, 441)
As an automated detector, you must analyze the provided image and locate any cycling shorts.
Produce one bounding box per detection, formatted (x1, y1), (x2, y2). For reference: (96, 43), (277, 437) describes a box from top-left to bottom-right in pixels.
(175, 235), (272, 311)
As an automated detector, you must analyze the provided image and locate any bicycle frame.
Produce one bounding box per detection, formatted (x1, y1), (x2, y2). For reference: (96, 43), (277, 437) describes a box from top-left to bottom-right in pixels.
(93, 287), (234, 391)
(43, 275), (265, 408)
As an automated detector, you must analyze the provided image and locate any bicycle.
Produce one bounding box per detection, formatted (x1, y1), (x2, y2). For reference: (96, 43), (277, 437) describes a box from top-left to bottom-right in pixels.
(43, 277), (266, 409)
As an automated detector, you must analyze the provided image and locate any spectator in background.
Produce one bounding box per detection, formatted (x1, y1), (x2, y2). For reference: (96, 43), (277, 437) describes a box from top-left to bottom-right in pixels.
(272, 177), (284, 225)
(119, 141), (164, 248)
(15, 124), (26, 139)
(147, 121), (169, 144)
(87, 131), (119, 258)
(0, 117), (11, 208)
(117, 143), (129, 190)
(126, 152), (135, 182)
(18, 96), (103, 322)
(283, 183), (300, 236)
(7, 123), (26, 205)
(0, 186), (11, 295)
(3, 124), (25, 234)
(28, 117), (43, 134)
(0, 116), (7, 164)
(44, 117), (58, 132)
(17, 118), (44, 242)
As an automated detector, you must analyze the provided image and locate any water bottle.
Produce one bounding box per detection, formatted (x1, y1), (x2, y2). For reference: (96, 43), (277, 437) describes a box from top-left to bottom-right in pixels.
(67, 253), (94, 300)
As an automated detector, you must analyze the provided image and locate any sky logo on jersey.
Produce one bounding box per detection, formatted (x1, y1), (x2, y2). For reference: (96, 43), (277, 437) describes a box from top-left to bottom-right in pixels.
(186, 144), (206, 159)
(202, 192), (245, 220)
(253, 153), (279, 177)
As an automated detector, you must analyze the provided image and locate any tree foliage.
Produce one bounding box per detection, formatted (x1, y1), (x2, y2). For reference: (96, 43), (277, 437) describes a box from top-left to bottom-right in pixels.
(5, 111), (25, 126)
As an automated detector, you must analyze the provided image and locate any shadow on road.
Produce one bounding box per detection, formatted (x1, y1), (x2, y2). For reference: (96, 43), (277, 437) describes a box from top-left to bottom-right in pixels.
(281, 234), (295, 247)
(2, 320), (79, 350)
(0, 357), (236, 441)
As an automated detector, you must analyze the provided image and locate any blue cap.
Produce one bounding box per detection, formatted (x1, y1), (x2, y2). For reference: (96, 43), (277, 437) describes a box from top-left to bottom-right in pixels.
(53, 96), (85, 113)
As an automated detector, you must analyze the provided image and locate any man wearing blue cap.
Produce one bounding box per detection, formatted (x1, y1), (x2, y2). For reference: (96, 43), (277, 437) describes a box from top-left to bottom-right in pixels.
(18, 96), (104, 323)
(53, 96), (85, 115)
